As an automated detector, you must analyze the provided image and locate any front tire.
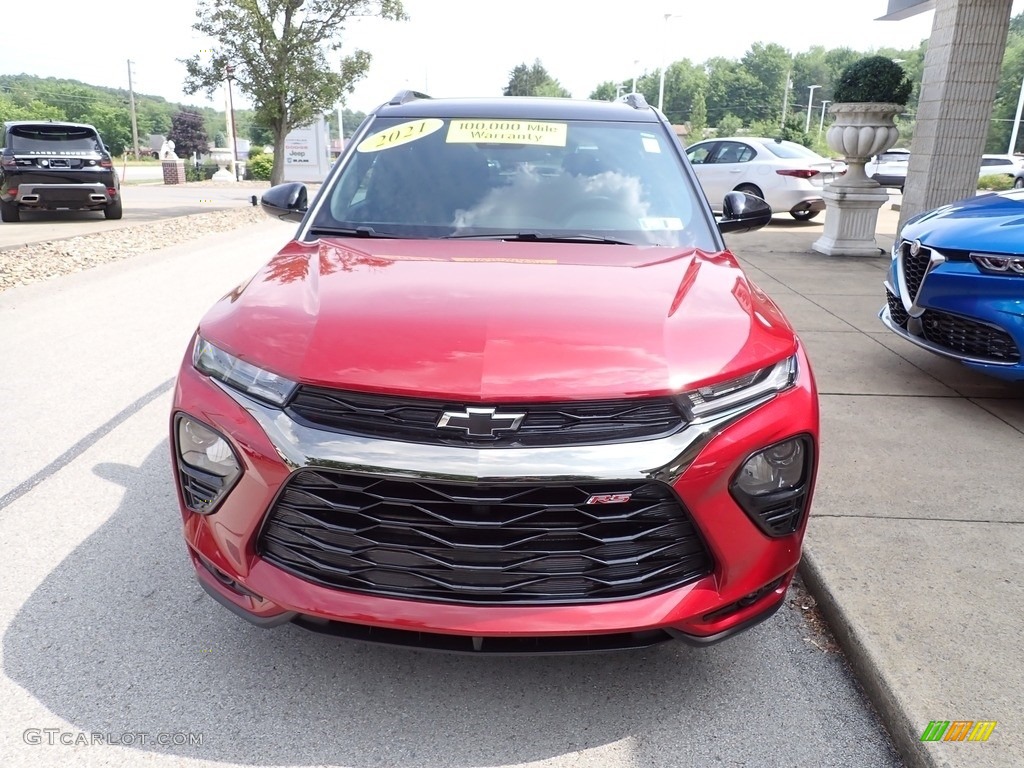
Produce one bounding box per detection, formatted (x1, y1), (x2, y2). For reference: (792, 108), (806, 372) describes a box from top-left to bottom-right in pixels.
(104, 197), (123, 220)
(0, 199), (19, 223)
(790, 210), (820, 221)
(1015, 177), (1024, 189)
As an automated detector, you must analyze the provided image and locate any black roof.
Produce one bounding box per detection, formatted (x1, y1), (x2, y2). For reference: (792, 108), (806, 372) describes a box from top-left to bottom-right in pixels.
(373, 95), (660, 123)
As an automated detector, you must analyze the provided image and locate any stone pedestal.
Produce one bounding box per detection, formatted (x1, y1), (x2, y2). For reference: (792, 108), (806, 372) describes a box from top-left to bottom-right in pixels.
(212, 164), (236, 182)
(811, 185), (889, 256)
(162, 160), (186, 185)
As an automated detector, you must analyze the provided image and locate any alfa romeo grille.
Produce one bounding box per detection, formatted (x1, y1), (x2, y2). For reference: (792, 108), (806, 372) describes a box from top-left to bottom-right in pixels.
(286, 387), (686, 447)
(259, 470), (713, 605)
(885, 289), (909, 327)
(900, 241), (932, 302)
(920, 310), (1020, 363)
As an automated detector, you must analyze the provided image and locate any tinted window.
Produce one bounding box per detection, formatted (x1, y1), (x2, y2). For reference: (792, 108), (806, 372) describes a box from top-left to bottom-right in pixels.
(710, 141), (755, 163)
(760, 140), (822, 159)
(9, 126), (101, 153)
(314, 116), (715, 249)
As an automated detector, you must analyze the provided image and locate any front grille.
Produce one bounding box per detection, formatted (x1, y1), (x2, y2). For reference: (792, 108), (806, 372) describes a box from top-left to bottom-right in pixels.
(920, 309), (1020, 363)
(259, 470), (713, 605)
(900, 242), (932, 302)
(886, 289), (909, 327)
(286, 387), (686, 447)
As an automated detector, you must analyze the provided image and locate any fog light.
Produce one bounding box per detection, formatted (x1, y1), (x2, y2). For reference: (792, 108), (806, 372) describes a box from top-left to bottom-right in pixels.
(175, 414), (241, 514)
(730, 435), (814, 537)
(735, 438), (806, 496)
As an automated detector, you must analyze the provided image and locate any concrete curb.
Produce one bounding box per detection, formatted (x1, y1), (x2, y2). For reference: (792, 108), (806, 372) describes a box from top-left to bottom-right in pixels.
(798, 551), (937, 768)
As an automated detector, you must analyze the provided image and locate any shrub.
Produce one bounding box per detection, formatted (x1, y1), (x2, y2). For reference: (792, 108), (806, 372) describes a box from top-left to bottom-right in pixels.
(833, 56), (913, 105)
(247, 152), (273, 181)
(978, 174), (1014, 191)
(185, 162), (221, 183)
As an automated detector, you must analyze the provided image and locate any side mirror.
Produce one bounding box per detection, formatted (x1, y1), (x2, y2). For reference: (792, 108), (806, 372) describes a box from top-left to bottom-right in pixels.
(261, 182), (308, 222)
(718, 191), (772, 234)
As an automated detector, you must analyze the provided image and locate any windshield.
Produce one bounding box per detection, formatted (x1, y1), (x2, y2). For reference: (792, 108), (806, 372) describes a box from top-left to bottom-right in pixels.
(311, 116), (715, 249)
(9, 126), (102, 153)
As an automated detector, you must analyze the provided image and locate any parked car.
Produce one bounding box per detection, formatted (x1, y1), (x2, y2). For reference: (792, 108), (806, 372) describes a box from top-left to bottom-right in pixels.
(0, 121), (121, 222)
(684, 137), (845, 221)
(881, 188), (1024, 380)
(171, 91), (820, 653)
(866, 148), (910, 190)
(978, 153), (1023, 179)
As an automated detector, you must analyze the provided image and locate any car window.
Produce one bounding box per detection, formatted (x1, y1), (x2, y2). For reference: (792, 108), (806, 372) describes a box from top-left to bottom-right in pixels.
(759, 140), (821, 160)
(314, 116), (715, 249)
(686, 144), (712, 165)
(877, 151), (909, 162)
(710, 141), (754, 164)
(9, 125), (102, 154)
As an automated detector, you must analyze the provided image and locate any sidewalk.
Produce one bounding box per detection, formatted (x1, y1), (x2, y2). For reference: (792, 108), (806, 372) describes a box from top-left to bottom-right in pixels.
(731, 202), (1024, 768)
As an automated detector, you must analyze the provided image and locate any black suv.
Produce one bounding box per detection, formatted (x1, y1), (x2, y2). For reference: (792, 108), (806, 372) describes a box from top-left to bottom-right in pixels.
(1, 121), (122, 222)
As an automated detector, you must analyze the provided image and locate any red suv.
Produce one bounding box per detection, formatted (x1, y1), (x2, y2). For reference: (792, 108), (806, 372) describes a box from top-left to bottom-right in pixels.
(170, 92), (819, 652)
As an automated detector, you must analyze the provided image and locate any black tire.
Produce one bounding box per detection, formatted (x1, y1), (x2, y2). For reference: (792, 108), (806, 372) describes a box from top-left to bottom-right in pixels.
(735, 183), (764, 199)
(790, 210), (820, 221)
(103, 197), (123, 220)
(0, 199), (19, 223)
(1015, 177), (1024, 189)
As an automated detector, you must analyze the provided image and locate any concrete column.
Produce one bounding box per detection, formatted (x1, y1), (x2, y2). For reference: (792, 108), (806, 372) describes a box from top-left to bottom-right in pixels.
(900, 0), (1013, 229)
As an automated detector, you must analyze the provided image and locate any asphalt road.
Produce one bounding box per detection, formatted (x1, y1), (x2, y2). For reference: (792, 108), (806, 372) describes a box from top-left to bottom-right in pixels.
(0, 182), (266, 250)
(0, 222), (904, 768)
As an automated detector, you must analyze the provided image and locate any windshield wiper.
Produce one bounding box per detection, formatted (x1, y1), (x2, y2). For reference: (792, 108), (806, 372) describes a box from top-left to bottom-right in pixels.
(444, 231), (635, 245)
(307, 225), (397, 238)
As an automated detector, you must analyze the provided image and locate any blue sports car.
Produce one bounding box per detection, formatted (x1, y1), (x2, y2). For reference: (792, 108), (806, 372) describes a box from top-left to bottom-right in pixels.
(881, 189), (1024, 381)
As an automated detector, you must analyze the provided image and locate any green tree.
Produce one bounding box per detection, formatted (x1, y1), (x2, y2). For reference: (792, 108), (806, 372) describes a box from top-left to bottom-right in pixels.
(168, 110), (209, 160)
(716, 113), (743, 137)
(182, 0), (407, 185)
(589, 81), (619, 101)
(688, 90), (707, 141)
(503, 60), (571, 97)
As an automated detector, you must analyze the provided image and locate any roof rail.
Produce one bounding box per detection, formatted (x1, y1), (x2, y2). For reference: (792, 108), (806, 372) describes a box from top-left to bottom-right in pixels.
(619, 93), (650, 111)
(388, 90), (431, 106)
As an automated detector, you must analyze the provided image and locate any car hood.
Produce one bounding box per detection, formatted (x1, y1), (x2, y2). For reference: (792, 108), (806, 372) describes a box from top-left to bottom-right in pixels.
(198, 238), (798, 401)
(902, 189), (1024, 254)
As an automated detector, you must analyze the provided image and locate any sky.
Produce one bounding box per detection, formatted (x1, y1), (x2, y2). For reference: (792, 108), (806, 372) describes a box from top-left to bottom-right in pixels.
(2, 0), (1022, 115)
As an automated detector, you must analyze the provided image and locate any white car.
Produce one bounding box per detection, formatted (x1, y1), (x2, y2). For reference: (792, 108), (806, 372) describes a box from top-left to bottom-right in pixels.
(979, 153), (1024, 179)
(866, 148), (910, 190)
(684, 137), (845, 221)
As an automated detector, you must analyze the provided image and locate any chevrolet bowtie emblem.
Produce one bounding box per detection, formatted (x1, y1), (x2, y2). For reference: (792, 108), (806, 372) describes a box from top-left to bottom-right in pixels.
(437, 407), (526, 437)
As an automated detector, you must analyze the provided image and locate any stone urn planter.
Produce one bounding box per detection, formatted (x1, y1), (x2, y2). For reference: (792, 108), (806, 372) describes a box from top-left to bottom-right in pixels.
(826, 103), (902, 185)
(812, 102), (903, 256)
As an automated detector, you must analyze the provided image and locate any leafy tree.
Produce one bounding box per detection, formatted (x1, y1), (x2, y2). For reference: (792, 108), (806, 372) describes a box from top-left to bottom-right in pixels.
(504, 60), (571, 97)
(182, 0), (407, 185)
(589, 82), (619, 101)
(168, 110), (210, 160)
(716, 113), (743, 137)
(688, 90), (707, 141)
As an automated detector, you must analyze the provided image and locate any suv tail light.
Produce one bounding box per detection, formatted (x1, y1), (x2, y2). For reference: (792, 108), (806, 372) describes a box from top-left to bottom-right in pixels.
(99, 157), (113, 168)
(776, 169), (820, 179)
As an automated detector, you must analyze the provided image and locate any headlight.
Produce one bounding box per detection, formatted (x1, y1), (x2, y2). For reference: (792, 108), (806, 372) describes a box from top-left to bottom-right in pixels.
(971, 253), (1024, 276)
(193, 336), (297, 406)
(678, 356), (797, 419)
(174, 414), (242, 514)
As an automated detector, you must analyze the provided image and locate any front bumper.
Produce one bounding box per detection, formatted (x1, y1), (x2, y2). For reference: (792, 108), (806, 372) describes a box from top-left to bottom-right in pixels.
(171, 347), (819, 652)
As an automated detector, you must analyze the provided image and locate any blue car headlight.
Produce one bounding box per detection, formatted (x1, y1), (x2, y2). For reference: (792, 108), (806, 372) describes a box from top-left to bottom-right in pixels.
(971, 253), (1024, 276)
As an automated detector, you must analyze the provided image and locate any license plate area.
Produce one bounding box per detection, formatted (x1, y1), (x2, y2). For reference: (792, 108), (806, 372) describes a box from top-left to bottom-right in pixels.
(48, 158), (71, 169)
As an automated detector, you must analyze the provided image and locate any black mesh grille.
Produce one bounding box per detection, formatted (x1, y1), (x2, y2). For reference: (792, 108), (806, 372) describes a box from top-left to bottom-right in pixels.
(920, 310), (1020, 363)
(900, 242), (931, 302)
(886, 289), (909, 327)
(286, 387), (686, 447)
(258, 470), (713, 604)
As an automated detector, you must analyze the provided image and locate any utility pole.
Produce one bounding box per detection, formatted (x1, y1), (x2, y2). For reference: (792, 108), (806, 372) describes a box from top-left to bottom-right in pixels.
(225, 65), (239, 180)
(780, 72), (792, 129)
(127, 60), (140, 160)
